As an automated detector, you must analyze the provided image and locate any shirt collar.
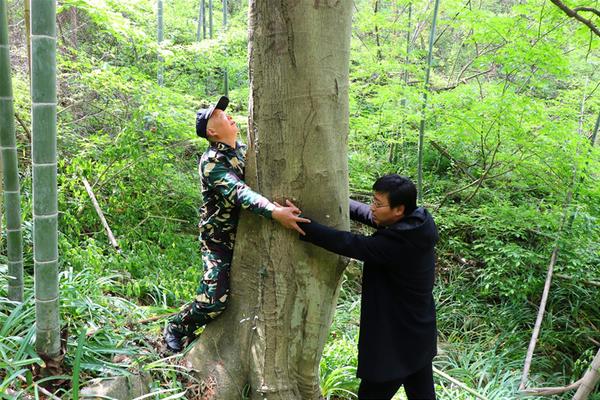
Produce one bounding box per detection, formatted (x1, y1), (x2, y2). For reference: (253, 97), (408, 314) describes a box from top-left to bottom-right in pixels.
(211, 141), (241, 152)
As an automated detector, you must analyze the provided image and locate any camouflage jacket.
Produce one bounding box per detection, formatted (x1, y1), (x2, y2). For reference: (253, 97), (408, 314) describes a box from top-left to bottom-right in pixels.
(198, 141), (275, 249)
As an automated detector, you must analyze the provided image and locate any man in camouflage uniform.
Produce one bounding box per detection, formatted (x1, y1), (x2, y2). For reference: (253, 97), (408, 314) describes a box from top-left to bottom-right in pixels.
(164, 96), (308, 352)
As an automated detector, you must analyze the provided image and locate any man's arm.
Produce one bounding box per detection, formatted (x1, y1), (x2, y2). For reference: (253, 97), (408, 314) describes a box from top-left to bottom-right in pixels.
(205, 162), (309, 234)
(205, 160), (275, 218)
(349, 199), (377, 228)
(298, 219), (402, 265)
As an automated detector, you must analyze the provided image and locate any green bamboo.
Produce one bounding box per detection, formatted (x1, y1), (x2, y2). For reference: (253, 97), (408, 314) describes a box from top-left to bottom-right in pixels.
(31, 0), (60, 358)
(157, 0), (164, 86)
(417, 0), (441, 204)
(0, 0), (24, 302)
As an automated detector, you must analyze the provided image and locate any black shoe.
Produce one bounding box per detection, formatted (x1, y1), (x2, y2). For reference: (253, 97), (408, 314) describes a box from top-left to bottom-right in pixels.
(164, 323), (186, 352)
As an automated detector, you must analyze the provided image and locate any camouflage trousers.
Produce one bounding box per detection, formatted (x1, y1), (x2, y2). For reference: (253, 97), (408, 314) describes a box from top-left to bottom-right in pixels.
(168, 243), (232, 337)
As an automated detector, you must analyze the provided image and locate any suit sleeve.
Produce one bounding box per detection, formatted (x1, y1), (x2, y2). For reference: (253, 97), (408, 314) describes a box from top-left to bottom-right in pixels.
(204, 159), (276, 219)
(298, 219), (404, 265)
(349, 199), (377, 228)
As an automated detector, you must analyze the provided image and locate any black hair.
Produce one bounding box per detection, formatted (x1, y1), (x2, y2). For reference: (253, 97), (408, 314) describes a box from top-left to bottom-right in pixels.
(372, 174), (418, 214)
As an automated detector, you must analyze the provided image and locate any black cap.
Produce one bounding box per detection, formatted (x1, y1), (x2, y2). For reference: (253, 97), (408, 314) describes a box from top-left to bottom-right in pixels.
(196, 96), (230, 138)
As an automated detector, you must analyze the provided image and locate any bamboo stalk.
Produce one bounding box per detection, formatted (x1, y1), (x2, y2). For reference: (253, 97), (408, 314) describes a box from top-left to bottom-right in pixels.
(82, 177), (120, 253)
(0, 0), (24, 302)
(417, 0), (441, 204)
(31, 0), (60, 358)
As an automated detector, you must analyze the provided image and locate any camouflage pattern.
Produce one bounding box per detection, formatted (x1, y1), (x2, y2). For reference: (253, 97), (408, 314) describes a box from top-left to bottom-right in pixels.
(168, 244), (232, 336)
(198, 141), (275, 249)
(168, 140), (275, 336)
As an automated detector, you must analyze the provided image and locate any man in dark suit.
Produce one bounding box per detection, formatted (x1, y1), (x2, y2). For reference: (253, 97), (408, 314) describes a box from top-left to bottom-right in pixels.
(294, 174), (438, 400)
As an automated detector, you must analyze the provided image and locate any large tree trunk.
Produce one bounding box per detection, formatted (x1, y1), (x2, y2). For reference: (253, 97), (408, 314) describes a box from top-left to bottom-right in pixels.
(185, 2), (353, 399)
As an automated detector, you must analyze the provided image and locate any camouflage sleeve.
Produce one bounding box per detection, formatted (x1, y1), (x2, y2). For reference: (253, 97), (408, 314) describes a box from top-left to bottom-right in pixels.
(203, 160), (276, 219)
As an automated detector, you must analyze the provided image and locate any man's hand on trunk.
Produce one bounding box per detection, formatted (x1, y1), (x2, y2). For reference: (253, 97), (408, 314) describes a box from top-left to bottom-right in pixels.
(272, 200), (311, 236)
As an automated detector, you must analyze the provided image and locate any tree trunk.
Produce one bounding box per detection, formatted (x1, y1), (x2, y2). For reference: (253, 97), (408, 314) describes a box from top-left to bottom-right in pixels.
(573, 347), (600, 400)
(31, 0), (60, 359)
(25, 0), (31, 80)
(196, 0), (205, 41)
(417, 0), (441, 204)
(157, 0), (164, 86)
(0, 0), (24, 303)
(185, 2), (353, 399)
(208, 0), (213, 38)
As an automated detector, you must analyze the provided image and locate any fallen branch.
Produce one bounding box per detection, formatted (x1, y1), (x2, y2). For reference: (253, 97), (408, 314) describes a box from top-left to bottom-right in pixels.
(519, 247), (560, 390)
(555, 273), (600, 288)
(433, 366), (490, 400)
(82, 176), (121, 253)
(521, 378), (583, 396)
(17, 374), (62, 400)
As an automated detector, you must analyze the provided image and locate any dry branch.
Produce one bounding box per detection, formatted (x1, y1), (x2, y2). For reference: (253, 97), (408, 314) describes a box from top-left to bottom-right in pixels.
(82, 176), (121, 253)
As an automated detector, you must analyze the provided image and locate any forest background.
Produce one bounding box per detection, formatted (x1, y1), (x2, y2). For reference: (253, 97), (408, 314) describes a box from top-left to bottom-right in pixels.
(1, 0), (599, 398)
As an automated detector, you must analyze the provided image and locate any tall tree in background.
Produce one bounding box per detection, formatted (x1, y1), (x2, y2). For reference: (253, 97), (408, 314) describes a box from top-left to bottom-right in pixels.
(222, 0), (228, 96)
(186, 1), (353, 398)
(0, 0), (24, 303)
(157, 0), (164, 86)
(196, 0), (205, 41)
(31, 0), (60, 360)
(208, 0), (213, 38)
(25, 0), (31, 79)
(417, 0), (441, 204)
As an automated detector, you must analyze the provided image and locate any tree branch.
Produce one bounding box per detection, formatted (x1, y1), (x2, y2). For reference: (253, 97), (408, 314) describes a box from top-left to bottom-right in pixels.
(549, 0), (600, 37)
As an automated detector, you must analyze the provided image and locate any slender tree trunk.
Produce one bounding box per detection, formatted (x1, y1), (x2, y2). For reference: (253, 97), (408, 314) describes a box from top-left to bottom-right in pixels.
(31, 0), (60, 359)
(157, 0), (164, 86)
(25, 0), (31, 80)
(208, 0), (213, 38)
(223, 0), (228, 96)
(374, 0), (382, 61)
(389, 2), (412, 164)
(202, 0), (206, 39)
(0, 0), (24, 302)
(417, 0), (441, 204)
(196, 0), (204, 41)
(185, 2), (353, 399)
(573, 347), (600, 400)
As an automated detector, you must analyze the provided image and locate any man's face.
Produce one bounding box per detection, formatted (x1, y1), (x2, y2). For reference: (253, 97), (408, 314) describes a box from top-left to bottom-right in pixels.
(206, 109), (239, 141)
(370, 191), (405, 227)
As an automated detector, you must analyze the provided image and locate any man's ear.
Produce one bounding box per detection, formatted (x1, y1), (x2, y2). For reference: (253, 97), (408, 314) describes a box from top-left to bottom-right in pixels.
(393, 204), (405, 217)
(206, 127), (217, 139)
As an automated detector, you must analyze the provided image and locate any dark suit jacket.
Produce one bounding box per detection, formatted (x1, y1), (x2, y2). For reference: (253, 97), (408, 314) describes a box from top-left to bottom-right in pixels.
(299, 199), (438, 382)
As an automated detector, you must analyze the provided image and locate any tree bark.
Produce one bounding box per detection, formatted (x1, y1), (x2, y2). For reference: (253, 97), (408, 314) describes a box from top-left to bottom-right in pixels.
(185, 1), (353, 399)
(573, 347), (600, 400)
